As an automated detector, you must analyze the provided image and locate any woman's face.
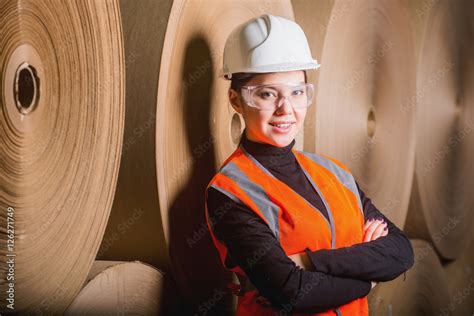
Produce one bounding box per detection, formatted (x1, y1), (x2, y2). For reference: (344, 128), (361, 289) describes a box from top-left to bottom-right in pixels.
(229, 70), (307, 147)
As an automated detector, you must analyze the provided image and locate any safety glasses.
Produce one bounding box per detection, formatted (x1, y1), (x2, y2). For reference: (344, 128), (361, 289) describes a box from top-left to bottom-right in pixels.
(240, 83), (315, 111)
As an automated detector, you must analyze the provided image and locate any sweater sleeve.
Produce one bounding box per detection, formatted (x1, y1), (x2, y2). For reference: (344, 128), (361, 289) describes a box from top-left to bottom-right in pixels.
(305, 181), (415, 282)
(206, 186), (371, 314)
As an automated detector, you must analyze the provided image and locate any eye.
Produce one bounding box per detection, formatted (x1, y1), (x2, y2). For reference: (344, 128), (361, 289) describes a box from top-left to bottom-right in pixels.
(292, 89), (305, 96)
(256, 89), (277, 99)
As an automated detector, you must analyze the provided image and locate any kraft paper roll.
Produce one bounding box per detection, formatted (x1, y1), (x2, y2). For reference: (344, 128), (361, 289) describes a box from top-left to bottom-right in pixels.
(0, 0), (124, 314)
(368, 239), (450, 315)
(442, 238), (474, 315)
(96, 0), (297, 312)
(399, 0), (436, 61)
(64, 261), (165, 315)
(305, 0), (417, 229)
(290, 0), (334, 153)
(96, 0), (174, 274)
(403, 0), (474, 260)
(156, 0), (296, 309)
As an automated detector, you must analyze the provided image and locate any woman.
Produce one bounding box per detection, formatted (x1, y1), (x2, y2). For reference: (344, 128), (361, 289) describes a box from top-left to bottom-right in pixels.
(205, 14), (414, 315)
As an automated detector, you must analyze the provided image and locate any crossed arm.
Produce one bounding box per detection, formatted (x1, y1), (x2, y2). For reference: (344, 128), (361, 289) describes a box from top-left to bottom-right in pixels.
(289, 217), (390, 283)
(295, 184), (415, 283)
(206, 184), (414, 313)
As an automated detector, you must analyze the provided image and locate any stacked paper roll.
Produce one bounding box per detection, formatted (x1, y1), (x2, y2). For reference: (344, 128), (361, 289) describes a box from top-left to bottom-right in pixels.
(64, 261), (166, 315)
(94, 0), (298, 313)
(442, 238), (474, 315)
(0, 0), (124, 313)
(303, 0), (417, 229)
(2, 0), (471, 313)
(157, 0), (299, 311)
(95, 0), (174, 275)
(368, 239), (450, 315)
(291, 0), (335, 153)
(297, 0), (472, 313)
(403, 0), (474, 260)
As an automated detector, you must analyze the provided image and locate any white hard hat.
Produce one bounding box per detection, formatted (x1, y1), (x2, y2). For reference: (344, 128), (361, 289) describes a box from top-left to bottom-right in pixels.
(222, 14), (320, 80)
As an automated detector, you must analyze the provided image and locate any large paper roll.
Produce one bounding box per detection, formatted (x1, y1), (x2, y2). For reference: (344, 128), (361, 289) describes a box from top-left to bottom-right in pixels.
(368, 239), (450, 315)
(94, 0), (296, 313)
(0, 0), (124, 313)
(291, 0), (334, 152)
(403, 0), (474, 260)
(156, 0), (295, 309)
(96, 0), (174, 273)
(64, 261), (166, 315)
(442, 238), (474, 315)
(305, 0), (417, 228)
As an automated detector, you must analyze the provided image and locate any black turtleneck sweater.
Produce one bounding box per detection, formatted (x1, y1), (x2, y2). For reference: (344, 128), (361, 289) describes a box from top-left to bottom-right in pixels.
(206, 132), (414, 314)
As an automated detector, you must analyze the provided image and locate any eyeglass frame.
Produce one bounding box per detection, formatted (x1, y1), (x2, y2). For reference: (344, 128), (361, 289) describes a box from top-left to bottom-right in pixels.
(239, 82), (315, 111)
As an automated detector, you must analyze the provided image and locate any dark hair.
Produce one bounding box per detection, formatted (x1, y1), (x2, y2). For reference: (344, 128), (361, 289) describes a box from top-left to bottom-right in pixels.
(230, 73), (257, 90)
(230, 70), (308, 91)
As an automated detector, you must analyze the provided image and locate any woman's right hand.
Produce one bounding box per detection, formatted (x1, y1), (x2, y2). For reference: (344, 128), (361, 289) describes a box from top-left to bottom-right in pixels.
(364, 218), (388, 290)
(363, 218), (388, 242)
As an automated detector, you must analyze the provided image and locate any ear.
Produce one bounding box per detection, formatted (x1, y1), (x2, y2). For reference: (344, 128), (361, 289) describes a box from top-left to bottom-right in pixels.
(228, 88), (244, 114)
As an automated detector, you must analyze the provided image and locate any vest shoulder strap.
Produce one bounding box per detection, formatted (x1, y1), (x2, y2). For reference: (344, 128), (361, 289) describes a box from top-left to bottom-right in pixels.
(212, 159), (282, 241)
(294, 149), (364, 216)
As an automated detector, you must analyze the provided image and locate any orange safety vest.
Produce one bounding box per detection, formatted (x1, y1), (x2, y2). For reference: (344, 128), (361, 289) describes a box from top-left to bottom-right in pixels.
(204, 144), (368, 316)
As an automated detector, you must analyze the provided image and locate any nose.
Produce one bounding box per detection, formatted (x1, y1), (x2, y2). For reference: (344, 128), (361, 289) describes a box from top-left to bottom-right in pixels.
(275, 96), (293, 115)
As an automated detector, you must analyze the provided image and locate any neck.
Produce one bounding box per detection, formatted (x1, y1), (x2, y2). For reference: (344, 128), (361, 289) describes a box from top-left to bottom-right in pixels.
(240, 131), (296, 167)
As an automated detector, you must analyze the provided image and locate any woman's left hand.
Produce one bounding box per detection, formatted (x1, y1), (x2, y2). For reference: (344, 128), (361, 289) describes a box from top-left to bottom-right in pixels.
(363, 218), (388, 242)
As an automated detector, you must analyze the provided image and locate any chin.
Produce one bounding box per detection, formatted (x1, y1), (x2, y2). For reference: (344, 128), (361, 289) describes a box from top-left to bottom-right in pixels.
(268, 134), (294, 147)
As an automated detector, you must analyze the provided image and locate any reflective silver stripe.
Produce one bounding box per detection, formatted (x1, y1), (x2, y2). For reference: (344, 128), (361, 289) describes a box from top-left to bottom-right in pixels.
(300, 151), (364, 217)
(299, 165), (337, 249)
(210, 184), (241, 203)
(219, 161), (281, 241)
(240, 144), (332, 234)
(335, 308), (342, 316)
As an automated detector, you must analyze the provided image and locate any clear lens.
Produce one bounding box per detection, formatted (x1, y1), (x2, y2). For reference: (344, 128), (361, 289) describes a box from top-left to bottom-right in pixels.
(241, 83), (314, 111)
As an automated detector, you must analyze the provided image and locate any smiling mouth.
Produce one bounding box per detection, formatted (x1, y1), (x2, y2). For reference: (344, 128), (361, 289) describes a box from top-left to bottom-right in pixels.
(269, 122), (295, 128)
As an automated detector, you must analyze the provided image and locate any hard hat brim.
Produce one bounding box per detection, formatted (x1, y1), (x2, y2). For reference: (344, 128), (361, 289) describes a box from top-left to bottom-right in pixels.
(221, 60), (321, 80)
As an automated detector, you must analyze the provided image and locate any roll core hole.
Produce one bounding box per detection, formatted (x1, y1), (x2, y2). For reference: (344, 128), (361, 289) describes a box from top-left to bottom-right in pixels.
(454, 92), (463, 116)
(14, 62), (40, 114)
(367, 107), (376, 138)
(231, 113), (242, 145)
